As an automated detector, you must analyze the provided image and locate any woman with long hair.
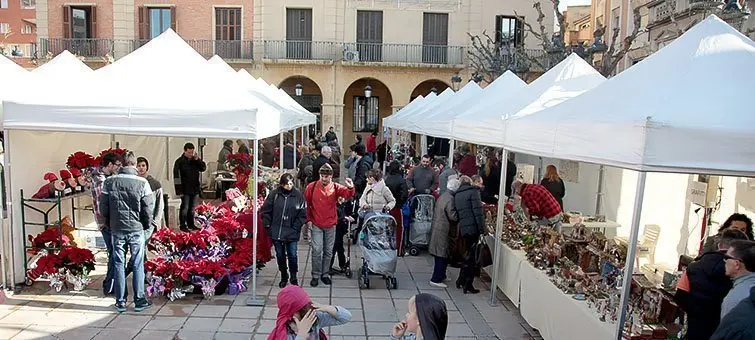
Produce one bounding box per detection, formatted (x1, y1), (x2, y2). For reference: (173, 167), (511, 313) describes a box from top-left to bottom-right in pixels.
(268, 285), (352, 340)
(385, 161), (409, 256)
(480, 151), (501, 204)
(701, 213), (754, 253)
(391, 293), (448, 340)
(540, 165), (565, 210)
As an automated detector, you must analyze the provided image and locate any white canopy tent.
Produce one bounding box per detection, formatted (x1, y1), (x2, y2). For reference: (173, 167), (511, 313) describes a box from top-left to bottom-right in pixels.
(406, 81), (483, 138)
(30, 50), (93, 77)
(386, 88), (454, 133)
(382, 93), (429, 128)
(0, 55), (30, 126)
(500, 15), (755, 339)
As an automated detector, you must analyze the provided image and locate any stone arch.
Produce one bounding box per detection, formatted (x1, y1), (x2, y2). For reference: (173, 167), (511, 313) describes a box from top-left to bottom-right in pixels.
(341, 77), (393, 147)
(278, 75), (325, 137)
(410, 79), (451, 100)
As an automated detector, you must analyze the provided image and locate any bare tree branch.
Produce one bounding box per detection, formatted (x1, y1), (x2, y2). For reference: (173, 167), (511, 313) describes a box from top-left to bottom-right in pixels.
(599, 7), (642, 77)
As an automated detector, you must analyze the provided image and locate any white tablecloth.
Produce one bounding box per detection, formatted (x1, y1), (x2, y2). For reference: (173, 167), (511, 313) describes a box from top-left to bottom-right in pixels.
(484, 237), (526, 307)
(518, 260), (616, 340)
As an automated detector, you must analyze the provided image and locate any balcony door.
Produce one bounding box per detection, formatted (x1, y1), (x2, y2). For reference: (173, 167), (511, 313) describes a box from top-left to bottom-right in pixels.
(422, 13), (448, 64)
(215, 7), (243, 59)
(356, 11), (383, 62)
(286, 8), (312, 59)
(62, 5), (100, 57)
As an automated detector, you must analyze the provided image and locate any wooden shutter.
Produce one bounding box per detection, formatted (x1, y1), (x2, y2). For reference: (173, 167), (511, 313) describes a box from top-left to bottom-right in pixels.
(357, 11), (382, 43)
(89, 5), (97, 38)
(422, 13), (448, 45)
(170, 7), (177, 32)
(286, 8), (312, 41)
(138, 6), (148, 39)
(495, 15), (502, 43)
(62, 5), (71, 38)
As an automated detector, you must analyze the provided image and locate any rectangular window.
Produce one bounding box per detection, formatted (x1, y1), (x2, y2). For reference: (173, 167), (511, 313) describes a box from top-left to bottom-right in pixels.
(353, 96), (379, 132)
(21, 0), (35, 8)
(0, 0), (7, 9)
(495, 15), (524, 48)
(286, 8), (313, 59)
(23, 23), (32, 34)
(356, 10), (383, 62)
(422, 13), (448, 64)
(0, 23), (9, 34)
(149, 8), (171, 38)
(215, 7), (243, 59)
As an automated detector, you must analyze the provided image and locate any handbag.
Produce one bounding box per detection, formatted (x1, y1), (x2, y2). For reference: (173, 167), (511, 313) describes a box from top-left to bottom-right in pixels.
(474, 240), (493, 268)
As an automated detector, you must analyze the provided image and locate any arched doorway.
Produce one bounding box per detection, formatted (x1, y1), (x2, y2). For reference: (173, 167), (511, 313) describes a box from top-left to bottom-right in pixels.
(342, 78), (393, 149)
(410, 79), (450, 101)
(279, 76), (323, 137)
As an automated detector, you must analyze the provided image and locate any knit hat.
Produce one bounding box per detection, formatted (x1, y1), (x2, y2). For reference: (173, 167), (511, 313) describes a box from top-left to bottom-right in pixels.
(69, 168), (82, 178)
(59, 170), (72, 180)
(319, 163), (334, 175)
(43, 172), (58, 182)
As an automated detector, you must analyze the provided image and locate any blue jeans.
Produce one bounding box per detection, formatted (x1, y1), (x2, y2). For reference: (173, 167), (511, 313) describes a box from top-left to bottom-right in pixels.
(112, 230), (146, 305)
(101, 227), (115, 294)
(273, 241), (298, 277)
(431, 256), (448, 283)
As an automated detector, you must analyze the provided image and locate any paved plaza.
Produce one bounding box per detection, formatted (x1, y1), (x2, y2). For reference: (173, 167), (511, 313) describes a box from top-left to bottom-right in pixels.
(0, 243), (541, 340)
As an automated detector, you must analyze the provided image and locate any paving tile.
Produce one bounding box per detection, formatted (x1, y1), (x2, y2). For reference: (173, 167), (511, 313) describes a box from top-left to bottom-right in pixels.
(360, 289), (391, 298)
(304, 287), (331, 297)
(144, 316), (187, 331)
(226, 306), (263, 319)
(261, 307), (279, 319)
(133, 330), (179, 340)
(363, 307), (399, 322)
(55, 326), (102, 340)
(10, 326), (58, 340)
(0, 310), (49, 326)
(219, 318), (257, 333)
(389, 289), (419, 299)
(106, 314), (151, 330)
(182, 317), (223, 332)
(255, 319), (277, 333)
(41, 311), (116, 328)
(445, 323), (475, 337)
(0, 323), (24, 339)
(191, 304), (230, 318)
(332, 288), (361, 298)
(175, 330), (215, 340)
(344, 309), (364, 322)
(93, 328), (141, 340)
(364, 321), (396, 336)
(329, 320), (366, 336)
(331, 297), (362, 310)
(157, 304), (197, 316)
(214, 332), (254, 340)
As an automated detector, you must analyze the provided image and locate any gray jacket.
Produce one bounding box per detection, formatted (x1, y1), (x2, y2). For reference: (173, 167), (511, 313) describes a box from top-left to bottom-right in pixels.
(438, 167), (458, 195)
(288, 306), (352, 340)
(722, 273), (755, 319)
(145, 175), (164, 229)
(407, 165), (438, 194)
(429, 190), (458, 258)
(99, 166), (155, 234)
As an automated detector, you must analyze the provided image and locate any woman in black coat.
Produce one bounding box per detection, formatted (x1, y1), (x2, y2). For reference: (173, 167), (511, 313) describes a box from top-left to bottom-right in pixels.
(261, 173), (307, 288)
(540, 165), (565, 210)
(384, 161), (408, 256)
(453, 176), (486, 294)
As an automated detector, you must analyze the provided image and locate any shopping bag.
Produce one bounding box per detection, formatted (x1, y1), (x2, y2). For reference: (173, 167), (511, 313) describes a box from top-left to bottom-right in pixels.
(474, 241), (493, 268)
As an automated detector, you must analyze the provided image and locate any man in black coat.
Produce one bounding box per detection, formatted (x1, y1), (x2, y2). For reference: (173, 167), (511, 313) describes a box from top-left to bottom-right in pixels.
(173, 143), (207, 232)
(261, 173), (307, 288)
(311, 145), (332, 183)
(711, 286), (755, 340)
(453, 176), (486, 294)
(675, 229), (749, 340)
(352, 144), (373, 198)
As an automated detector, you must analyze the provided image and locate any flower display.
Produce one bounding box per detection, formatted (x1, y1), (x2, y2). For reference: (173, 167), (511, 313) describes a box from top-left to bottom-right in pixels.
(57, 247), (95, 276)
(27, 228), (71, 254)
(66, 151), (96, 171)
(25, 228), (95, 291)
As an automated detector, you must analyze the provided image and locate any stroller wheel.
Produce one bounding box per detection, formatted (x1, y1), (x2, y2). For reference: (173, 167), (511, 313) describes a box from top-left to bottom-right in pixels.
(409, 246), (420, 256)
(385, 278), (392, 290)
(345, 267), (353, 278)
(391, 277), (398, 289)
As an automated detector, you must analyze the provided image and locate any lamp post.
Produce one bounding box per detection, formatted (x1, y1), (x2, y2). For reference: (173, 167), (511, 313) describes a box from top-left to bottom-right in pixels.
(451, 75), (462, 91)
(470, 73), (483, 84)
(430, 87), (438, 95)
(364, 85), (373, 98)
(295, 83), (303, 97)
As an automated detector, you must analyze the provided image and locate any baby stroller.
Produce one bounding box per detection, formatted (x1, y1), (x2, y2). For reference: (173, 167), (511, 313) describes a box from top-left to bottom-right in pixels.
(358, 212), (399, 290)
(404, 194), (435, 256)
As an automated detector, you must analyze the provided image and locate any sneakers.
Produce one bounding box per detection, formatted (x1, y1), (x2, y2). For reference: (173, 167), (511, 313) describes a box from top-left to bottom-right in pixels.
(320, 276), (332, 285)
(310, 278), (319, 287)
(114, 303), (127, 313)
(134, 299), (153, 312)
(429, 281), (448, 288)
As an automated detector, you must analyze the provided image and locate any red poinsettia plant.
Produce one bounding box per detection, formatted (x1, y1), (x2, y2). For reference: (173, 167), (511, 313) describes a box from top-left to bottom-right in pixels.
(27, 228), (71, 254)
(93, 147), (130, 166)
(190, 259), (228, 280)
(57, 247), (95, 276)
(66, 151), (96, 171)
(29, 252), (63, 278)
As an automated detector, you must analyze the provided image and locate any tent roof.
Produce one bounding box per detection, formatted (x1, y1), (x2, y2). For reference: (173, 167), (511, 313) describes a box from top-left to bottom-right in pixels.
(31, 50), (93, 77)
(3, 29), (266, 139)
(387, 89), (453, 132)
(406, 81), (482, 138)
(235, 69), (316, 128)
(383, 94), (428, 126)
(505, 15), (755, 176)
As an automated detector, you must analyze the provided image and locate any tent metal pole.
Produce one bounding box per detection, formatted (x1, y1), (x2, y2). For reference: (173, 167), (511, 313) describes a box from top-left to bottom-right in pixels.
(448, 139), (455, 165)
(279, 133), (284, 166)
(293, 129), (297, 171)
(246, 138), (265, 306)
(614, 171), (647, 339)
(489, 149), (509, 306)
(1, 129), (11, 289)
(165, 137), (170, 181)
(596, 165), (605, 215)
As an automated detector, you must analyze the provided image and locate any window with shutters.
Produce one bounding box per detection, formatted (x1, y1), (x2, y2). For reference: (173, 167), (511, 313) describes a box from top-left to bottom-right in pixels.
(286, 8), (312, 59)
(215, 7), (243, 59)
(23, 23), (33, 34)
(149, 8), (172, 38)
(495, 15), (523, 48)
(353, 96), (379, 132)
(21, 0), (35, 8)
(356, 11), (383, 62)
(62, 5), (100, 57)
(422, 13), (448, 64)
(0, 0), (7, 9)
(0, 23), (9, 34)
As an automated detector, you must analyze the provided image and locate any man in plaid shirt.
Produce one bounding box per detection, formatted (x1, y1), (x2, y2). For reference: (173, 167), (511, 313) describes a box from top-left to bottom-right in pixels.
(90, 153), (122, 295)
(512, 180), (563, 230)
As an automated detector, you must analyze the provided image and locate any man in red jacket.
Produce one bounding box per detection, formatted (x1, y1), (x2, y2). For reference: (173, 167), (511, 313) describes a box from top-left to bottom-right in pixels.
(366, 131), (378, 159)
(304, 163), (355, 287)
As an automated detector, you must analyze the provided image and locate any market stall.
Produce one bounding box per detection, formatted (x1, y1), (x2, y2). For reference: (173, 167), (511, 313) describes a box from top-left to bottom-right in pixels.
(503, 15), (755, 339)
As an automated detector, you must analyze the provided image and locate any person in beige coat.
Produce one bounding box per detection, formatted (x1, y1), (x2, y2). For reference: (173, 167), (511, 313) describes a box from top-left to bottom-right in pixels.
(359, 169), (396, 214)
(428, 176), (460, 288)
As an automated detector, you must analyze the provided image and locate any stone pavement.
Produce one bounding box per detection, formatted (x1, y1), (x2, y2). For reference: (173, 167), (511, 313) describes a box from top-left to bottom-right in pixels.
(0, 243), (542, 340)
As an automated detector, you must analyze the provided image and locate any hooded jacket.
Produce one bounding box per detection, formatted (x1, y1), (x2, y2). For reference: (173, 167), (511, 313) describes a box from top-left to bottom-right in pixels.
(268, 285), (351, 340)
(674, 251), (732, 340)
(417, 293), (448, 340)
(99, 166), (154, 234)
(261, 187), (307, 242)
(359, 179), (396, 213)
(454, 183), (485, 238)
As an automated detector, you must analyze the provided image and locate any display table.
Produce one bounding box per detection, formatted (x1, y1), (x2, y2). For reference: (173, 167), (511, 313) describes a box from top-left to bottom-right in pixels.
(562, 220), (620, 238)
(484, 236), (526, 307)
(518, 257), (615, 340)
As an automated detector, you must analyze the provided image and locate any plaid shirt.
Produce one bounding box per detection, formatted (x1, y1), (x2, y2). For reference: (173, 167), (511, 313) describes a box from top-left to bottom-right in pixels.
(89, 167), (108, 230)
(521, 183), (562, 219)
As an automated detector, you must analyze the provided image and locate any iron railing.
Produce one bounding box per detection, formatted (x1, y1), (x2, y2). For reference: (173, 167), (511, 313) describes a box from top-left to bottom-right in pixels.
(38, 38), (114, 59)
(342, 42), (465, 65)
(188, 40), (254, 60)
(263, 40), (343, 61)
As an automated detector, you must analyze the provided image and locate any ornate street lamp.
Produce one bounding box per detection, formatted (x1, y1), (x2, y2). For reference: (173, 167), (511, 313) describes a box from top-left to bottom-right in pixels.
(471, 73), (483, 84)
(430, 87), (438, 95)
(451, 75), (462, 91)
(295, 83), (303, 97)
(364, 85), (373, 98)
